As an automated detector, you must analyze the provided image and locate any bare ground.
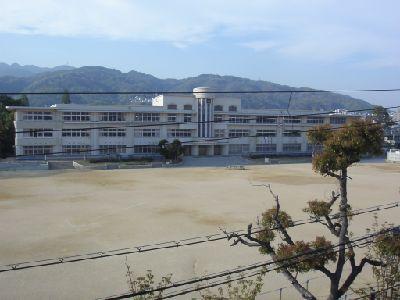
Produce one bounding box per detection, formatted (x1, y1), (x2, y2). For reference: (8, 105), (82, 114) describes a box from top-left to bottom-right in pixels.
(0, 163), (399, 299)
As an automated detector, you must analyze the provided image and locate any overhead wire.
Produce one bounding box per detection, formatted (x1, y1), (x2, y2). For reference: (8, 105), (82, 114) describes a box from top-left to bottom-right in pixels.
(13, 105), (400, 136)
(100, 226), (398, 299)
(2, 88), (400, 95)
(0, 200), (397, 274)
(9, 119), (399, 158)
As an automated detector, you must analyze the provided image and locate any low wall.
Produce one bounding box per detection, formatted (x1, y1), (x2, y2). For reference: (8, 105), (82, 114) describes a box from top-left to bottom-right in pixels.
(72, 161), (154, 170)
(0, 161), (49, 171)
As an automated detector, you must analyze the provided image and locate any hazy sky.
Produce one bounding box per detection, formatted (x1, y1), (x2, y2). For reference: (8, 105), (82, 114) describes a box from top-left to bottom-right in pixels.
(0, 0), (399, 106)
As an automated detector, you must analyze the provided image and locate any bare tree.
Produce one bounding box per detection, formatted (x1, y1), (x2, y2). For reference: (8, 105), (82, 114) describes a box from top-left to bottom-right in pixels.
(224, 120), (387, 300)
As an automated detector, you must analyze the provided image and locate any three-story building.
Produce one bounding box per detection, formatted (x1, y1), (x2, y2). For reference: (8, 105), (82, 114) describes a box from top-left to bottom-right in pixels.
(6, 87), (357, 158)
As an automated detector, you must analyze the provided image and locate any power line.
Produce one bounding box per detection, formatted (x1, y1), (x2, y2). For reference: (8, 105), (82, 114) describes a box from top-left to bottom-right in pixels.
(12, 105), (400, 135)
(350, 283), (400, 299)
(101, 227), (398, 300)
(1, 201), (397, 274)
(2, 88), (400, 95)
(9, 118), (399, 159)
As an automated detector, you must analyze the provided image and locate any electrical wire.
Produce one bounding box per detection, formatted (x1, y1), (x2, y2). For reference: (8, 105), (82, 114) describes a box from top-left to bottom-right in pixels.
(350, 283), (400, 299)
(13, 105), (400, 135)
(100, 227), (398, 300)
(2, 88), (400, 95)
(0, 201), (397, 274)
(9, 119), (399, 158)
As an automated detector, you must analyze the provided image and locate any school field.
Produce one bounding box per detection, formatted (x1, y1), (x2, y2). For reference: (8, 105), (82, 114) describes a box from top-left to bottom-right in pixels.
(0, 162), (399, 299)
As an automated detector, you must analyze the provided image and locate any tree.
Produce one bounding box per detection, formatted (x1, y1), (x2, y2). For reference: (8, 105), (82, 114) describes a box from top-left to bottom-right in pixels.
(0, 95), (29, 158)
(158, 139), (183, 161)
(61, 89), (71, 104)
(224, 120), (386, 300)
(370, 106), (392, 128)
(354, 214), (400, 299)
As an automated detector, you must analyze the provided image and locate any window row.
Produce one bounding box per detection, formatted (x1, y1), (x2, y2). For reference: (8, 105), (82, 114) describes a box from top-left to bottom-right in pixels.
(63, 112), (90, 122)
(254, 143), (303, 153)
(23, 128), (53, 138)
(167, 129), (192, 138)
(228, 129), (250, 138)
(99, 128), (126, 137)
(214, 105), (238, 112)
(23, 111), (52, 121)
(99, 145), (127, 154)
(62, 145), (91, 154)
(134, 129), (160, 137)
(22, 145), (53, 155)
(167, 104), (193, 110)
(229, 144), (249, 154)
(62, 129), (90, 137)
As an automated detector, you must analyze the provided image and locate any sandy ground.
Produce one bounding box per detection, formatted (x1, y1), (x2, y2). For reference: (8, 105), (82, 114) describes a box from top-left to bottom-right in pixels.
(0, 162), (399, 299)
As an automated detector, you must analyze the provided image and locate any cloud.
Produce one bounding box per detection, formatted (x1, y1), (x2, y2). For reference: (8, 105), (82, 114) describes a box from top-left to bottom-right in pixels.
(241, 40), (278, 52)
(0, 0), (399, 68)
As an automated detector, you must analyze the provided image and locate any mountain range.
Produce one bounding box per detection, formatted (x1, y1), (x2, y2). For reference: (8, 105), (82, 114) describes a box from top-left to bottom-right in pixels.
(0, 63), (372, 110)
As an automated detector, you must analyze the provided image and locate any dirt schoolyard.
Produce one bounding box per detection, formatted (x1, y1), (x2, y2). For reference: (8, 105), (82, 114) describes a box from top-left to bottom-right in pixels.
(0, 162), (399, 299)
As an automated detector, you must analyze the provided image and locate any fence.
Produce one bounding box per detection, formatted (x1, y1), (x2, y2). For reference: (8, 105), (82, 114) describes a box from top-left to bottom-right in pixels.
(387, 149), (400, 162)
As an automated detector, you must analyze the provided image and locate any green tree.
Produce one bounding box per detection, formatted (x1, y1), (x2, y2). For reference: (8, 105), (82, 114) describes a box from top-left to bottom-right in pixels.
(0, 95), (29, 158)
(61, 89), (71, 104)
(158, 139), (183, 161)
(371, 106), (393, 128)
(354, 215), (400, 299)
(225, 120), (387, 300)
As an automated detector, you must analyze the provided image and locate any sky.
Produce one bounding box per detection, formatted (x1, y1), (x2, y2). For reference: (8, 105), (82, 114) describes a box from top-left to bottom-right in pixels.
(0, 0), (399, 106)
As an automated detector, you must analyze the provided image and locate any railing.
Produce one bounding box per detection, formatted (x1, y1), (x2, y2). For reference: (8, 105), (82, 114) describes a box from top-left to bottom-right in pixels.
(387, 149), (400, 162)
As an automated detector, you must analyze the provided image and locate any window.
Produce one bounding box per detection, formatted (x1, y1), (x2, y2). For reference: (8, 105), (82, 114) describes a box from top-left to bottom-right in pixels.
(307, 117), (324, 124)
(282, 143), (302, 152)
(184, 114), (192, 123)
(229, 115), (250, 123)
(23, 111), (52, 121)
(63, 112), (90, 122)
(167, 129), (192, 137)
(256, 116), (277, 124)
(184, 104), (192, 110)
(214, 105), (223, 112)
(134, 113), (160, 122)
(256, 130), (276, 137)
(256, 144), (277, 153)
(134, 145), (159, 153)
(214, 129), (225, 138)
(228, 105), (237, 112)
(99, 145), (127, 154)
(214, 115), (223, 122)
(283, 130), (301, 137)
(167, 114), (177, 122)
(134, 129), (160, 137)
(99, 128), (126, 137)
(229, 144), (249, 154)
(100, 112), (125, 122)
(62, 145), (90, 154)
(228, 129), (250, 138)
(23, 128), (53, 138)
(283, 116), (301, 124)
(23, 145), (53, 155)
(330, 117), (346, 124)
(167, 104), (177, 110)
(62, 129), (90, 137)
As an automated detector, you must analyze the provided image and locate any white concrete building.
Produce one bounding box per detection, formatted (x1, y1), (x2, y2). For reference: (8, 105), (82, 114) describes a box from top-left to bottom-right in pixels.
(6, 87), (357, 158)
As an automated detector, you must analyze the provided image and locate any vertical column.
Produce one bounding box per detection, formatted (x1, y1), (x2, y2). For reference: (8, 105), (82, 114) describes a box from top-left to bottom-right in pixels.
(192, 145), (199, 156)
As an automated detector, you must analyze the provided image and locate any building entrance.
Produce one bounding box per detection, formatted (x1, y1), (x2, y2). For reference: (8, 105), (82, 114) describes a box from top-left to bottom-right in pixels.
(214, 145), (223, 155)
(198, 145), (209, 156)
